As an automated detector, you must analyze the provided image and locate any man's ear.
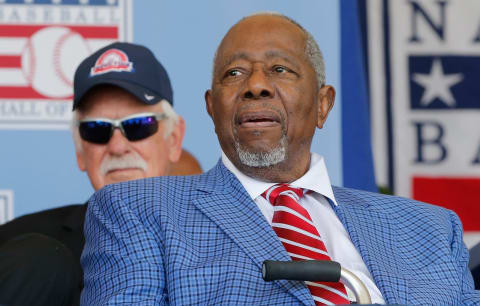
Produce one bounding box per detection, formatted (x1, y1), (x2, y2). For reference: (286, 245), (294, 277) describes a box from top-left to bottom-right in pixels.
(205, 89), (214, 120)
(317, 85), (335, 129)
(168, 116), (186, 163)
(76, 150), (86, 172)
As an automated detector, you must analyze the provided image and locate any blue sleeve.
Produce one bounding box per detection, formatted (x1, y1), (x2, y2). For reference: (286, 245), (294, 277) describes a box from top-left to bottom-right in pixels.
(80, 185), (167, 305)
(448, 210), (480, 305)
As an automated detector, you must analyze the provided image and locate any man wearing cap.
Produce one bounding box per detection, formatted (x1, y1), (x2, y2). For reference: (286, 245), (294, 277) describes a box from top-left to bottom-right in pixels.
(0, 42), (189, 306)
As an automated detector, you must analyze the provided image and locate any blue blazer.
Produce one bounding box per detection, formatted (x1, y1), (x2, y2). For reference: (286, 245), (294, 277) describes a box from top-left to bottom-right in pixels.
(81, 161), (479, 305)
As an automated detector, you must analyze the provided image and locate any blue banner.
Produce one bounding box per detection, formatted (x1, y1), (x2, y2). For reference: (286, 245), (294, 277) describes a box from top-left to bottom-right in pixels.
(340, 0), (377, 192)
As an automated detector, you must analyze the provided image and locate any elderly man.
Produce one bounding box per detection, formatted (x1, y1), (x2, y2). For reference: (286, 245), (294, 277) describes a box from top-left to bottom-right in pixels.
(81, 14), (479, 305)
(0, 42), (190, 306)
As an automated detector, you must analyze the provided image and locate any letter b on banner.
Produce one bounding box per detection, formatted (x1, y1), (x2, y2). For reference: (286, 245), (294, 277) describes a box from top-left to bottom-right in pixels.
(413, 121), (447, 164)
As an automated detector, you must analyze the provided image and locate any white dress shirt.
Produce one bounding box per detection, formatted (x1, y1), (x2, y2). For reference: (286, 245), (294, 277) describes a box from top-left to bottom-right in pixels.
(221, 151), (385, 304)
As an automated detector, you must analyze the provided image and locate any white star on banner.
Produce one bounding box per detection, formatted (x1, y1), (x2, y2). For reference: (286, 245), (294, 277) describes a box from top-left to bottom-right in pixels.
(412, 59), (463, 107)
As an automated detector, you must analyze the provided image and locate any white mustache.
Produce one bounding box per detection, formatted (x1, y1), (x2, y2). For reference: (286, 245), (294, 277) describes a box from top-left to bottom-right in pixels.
(100, 153), (148, 176)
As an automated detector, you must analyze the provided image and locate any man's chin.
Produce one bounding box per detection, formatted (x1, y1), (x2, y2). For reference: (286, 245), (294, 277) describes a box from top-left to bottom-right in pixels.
(235, 146), (286, 168)
(234, 135), (287, 168)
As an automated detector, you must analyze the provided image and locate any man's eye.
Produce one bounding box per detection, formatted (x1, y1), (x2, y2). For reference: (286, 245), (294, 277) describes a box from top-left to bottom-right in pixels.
(227, 69), (242, 77)
(273, 66), (288, 73)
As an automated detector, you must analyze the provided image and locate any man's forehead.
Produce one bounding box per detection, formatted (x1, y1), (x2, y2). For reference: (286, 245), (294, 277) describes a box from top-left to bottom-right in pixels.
(224, 16), (303, 45)
(231, 14), (303, 34)
(215, 15), (307, 66)
(217, 50), (302, 72)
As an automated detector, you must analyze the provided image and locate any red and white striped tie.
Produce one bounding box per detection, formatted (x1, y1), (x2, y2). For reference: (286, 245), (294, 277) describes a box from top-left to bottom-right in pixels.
(263, 184), (350, 305)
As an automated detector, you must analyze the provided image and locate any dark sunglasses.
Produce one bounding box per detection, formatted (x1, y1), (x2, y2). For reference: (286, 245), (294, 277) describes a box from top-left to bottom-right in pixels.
(77, 112), (167, 144)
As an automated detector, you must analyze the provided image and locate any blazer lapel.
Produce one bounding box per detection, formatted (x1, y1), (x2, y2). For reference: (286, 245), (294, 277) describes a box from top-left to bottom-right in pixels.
(332, 187), (409, 304)
(193, 162), (313, 306)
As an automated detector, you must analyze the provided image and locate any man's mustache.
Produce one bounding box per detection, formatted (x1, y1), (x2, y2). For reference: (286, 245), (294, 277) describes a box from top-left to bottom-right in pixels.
(100, 153), (148, 175)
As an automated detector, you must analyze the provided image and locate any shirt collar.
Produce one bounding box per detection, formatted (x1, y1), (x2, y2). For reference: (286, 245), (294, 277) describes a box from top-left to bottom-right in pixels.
(221, 151), (338, 206)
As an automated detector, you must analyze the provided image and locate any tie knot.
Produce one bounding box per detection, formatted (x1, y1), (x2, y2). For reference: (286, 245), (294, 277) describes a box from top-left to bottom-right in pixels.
(262, 184), (306, 205)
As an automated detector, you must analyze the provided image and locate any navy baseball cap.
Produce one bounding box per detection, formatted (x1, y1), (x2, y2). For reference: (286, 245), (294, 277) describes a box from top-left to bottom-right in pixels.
(72, 42), (173, 110)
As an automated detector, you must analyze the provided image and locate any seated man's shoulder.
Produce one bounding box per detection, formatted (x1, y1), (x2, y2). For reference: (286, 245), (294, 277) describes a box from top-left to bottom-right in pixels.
(91, 171), (213, 217)
(333, 187), (464, 255)
(0, 204), (85, 244)
(100, 171), (208, 197)
(333, 186), (455, 223)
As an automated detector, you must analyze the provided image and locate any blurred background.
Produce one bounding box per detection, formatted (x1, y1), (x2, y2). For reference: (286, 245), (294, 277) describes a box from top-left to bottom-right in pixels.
(0, 0), (478, 247)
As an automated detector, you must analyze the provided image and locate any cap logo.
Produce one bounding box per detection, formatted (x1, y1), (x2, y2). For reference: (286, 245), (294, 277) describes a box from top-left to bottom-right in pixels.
(90, 48), (133, 76)
(144, 93), (155, 101)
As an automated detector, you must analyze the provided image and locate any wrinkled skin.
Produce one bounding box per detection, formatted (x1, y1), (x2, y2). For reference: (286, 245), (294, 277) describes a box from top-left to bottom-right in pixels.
(205, 15), (335, 182)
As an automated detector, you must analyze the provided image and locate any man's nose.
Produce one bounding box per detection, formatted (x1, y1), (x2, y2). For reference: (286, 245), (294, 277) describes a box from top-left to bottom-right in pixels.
(242, 68), (274, 100)
(106, 129), (131, 155)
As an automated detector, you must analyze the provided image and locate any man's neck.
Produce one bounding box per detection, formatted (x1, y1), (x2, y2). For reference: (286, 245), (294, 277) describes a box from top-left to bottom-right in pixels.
(224, 152), (311, 183)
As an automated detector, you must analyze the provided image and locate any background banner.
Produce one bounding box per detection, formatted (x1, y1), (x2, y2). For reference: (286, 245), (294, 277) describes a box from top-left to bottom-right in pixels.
(0, 0), (131, 129)
(340, 0), (377, 192)
(365, 0), (480, 247)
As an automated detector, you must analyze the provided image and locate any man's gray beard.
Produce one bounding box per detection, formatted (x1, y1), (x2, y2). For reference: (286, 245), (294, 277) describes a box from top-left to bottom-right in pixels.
(235, 135), (287, 168)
